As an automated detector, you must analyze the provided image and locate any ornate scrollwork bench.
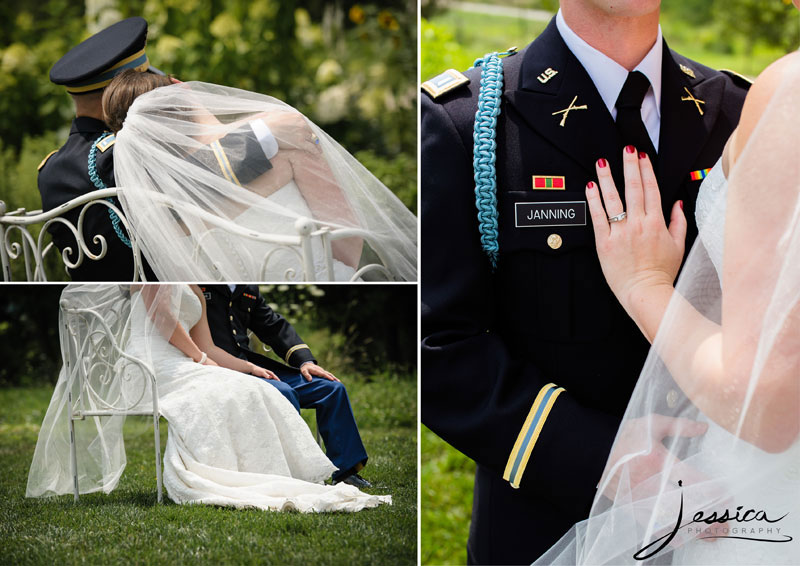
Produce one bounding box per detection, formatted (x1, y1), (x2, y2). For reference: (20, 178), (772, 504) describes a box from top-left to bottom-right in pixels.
(60, 296), (163, 503)
(1, 190), (399, 281)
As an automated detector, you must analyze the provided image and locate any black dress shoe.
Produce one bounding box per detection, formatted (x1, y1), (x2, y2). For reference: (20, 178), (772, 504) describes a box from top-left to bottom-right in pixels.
(336, 473), (372, 488)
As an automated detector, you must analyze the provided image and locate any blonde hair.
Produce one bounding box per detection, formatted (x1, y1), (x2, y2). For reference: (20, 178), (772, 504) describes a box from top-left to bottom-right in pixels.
(102, 69), (172, 133)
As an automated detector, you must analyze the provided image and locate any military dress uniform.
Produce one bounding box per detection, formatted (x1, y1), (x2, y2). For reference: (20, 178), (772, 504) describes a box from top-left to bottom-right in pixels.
(421, 17), (750, 564)
(38, 17), (162, 281)
(202, 285), (369, 482)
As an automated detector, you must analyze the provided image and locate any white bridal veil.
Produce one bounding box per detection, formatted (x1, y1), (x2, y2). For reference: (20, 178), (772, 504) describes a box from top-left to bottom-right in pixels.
(26, 285), (181, 497)
(113, 82), (417, 281)
(535, 59), (800, 564)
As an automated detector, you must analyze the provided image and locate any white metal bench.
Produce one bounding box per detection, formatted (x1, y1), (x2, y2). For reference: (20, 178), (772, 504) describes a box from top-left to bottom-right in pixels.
(1, 190), (399, 281)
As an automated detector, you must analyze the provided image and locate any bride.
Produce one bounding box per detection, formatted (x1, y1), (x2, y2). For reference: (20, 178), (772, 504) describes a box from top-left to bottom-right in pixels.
(535, 32), (800, 566)
(26, 284), (390, 512)
(100, 70), (417, 282)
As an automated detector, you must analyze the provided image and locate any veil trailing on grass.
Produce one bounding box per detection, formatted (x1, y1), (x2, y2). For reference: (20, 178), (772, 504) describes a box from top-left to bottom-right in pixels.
(535, 58), (800, 564)
(26, 285), (181, 498)
(114, 81), (417, 281)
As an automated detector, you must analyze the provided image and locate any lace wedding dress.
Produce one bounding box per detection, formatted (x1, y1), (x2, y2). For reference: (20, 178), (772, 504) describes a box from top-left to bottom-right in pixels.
(121, 285), (388, 512)
(232, 181), (357, 281)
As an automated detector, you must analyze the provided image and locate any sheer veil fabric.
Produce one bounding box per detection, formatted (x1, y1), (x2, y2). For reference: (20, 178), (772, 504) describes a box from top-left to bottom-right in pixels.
(113, 82), (417, 281)
(534, 57), (800, 564)
(27, 285), (391, 513)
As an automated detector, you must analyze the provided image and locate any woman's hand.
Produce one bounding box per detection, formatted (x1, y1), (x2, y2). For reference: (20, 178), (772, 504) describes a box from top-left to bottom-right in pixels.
(586, 147), (687, 318)
(246, 362), (280, 381)
(203, 357), (219, 367)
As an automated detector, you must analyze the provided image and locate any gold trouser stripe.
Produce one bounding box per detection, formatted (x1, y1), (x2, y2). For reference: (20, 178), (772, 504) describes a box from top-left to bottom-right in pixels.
(284, 344), (310, 364)
(503, 383), (565, 489)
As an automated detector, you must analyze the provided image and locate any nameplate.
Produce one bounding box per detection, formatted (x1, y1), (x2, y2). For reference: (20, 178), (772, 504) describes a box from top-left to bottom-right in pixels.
(515, 201), (586, 227)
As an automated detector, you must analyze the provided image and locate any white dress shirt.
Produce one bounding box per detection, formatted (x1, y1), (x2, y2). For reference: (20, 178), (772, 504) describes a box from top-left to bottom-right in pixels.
(556, 10), (663, 150)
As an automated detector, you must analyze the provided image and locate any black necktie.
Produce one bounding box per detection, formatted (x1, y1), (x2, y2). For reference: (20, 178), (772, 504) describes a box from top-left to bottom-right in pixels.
(615, 71), (657, 160)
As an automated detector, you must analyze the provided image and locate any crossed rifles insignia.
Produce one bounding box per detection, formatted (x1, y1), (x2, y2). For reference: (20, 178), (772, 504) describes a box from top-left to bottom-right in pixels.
(681, 87), (706, 116)
(552, 95), (588, 127)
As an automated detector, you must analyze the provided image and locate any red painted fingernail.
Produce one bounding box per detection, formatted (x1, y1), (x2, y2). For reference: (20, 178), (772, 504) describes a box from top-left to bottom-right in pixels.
(586, 181), (596, 189)
(597, 158), (607, 168)
(625, 145), (636, 154)
(639, 151), (647, 159)
(679, 200), (684, 210)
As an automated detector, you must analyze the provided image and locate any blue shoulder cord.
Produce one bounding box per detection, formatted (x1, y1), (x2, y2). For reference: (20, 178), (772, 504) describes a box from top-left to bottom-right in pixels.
(472, 48), (515, 270)
(88, 133), (132, 249)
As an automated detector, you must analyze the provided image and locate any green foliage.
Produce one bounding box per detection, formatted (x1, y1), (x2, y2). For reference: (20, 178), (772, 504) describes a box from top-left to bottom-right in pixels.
(422, 2), (800, 83)
(0, 285), (416, 387)
(0, 1), (417, 228)
(257, 284), (417, 376)
(355, 149), (417, 213)
(421, 425), (474, 566)
(422, 11), (547, 81)
(0, 133), (71, 281)
(0, 285), (64, 388)
(0, 380), (416, 565)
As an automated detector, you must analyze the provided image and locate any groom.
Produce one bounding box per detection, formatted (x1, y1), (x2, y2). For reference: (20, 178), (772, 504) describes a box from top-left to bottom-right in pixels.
(39, 17), (322, 281)
(201, 285), (371, 488)
(421, 0), (750, 563)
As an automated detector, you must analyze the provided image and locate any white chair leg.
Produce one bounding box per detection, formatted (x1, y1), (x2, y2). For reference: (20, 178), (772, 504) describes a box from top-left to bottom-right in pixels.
(68, 411), (79, 503)
(153, 413), (163, 503)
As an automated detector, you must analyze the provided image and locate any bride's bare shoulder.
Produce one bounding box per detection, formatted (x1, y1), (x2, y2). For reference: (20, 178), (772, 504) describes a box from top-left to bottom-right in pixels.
(731, 51), (800, 163)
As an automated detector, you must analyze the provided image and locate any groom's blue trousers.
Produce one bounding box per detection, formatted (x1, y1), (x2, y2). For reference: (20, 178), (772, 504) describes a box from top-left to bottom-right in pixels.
(255, 364), (368, 482)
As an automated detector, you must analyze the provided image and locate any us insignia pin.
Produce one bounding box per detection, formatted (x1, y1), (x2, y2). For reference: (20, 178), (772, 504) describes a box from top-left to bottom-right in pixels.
(532, 175), (565, 190)
(537, 67), (558, 84)
(679, 64), (696, 79)
(421, 69), (469, 99)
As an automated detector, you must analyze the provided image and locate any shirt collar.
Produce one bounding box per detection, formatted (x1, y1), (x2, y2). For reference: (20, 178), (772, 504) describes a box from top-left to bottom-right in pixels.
(228, 284), (237, 293)
(556, 9), (662, 117)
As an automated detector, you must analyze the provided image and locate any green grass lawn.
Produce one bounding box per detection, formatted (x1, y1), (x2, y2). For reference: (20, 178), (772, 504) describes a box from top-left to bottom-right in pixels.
(420, 426), (474, 566)
(0, 378), (416, 565)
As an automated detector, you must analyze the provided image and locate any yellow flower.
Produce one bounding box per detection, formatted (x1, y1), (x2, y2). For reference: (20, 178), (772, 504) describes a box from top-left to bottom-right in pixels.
(378, 10), (398, 30)
(349, 5), (366, 25)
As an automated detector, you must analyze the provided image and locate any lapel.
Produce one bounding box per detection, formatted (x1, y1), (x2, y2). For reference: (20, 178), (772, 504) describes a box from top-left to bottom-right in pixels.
(657, 46), (726, 208)
(232, 284), (244, 300)
(504, 20), (623, 182)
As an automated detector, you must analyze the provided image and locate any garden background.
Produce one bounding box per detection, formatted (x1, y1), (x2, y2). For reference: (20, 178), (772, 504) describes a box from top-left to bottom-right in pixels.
(0, 283), (417, 565)
(0, 0), (416, 281)
(420, 1), (800, 564)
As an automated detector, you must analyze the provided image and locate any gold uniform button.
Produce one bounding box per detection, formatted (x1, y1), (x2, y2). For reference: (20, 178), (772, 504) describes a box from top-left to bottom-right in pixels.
(547, 233), (563, 249)
(229, 302), (232, 307)
(229, 315), (233, 321)
(232, 329), (237, 335)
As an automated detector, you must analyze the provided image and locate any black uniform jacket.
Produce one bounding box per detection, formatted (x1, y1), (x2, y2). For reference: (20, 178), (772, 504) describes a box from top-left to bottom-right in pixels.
(37, 116), (156, 281)
(421, 18), (749, 564)
(202, 284), (317, 372)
